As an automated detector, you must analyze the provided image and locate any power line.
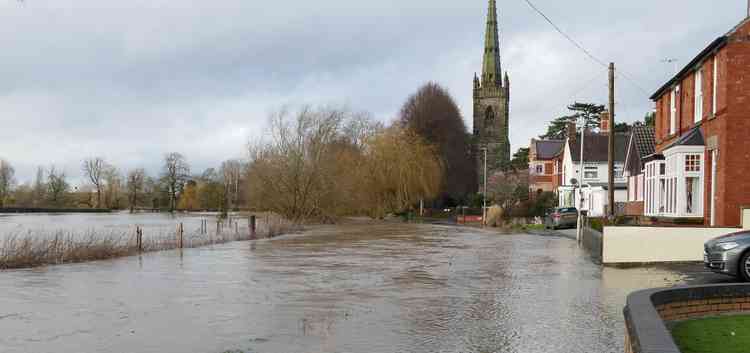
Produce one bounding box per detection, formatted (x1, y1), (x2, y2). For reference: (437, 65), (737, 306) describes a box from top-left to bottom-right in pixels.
(521, 0), (608, 69)
(521, 0), (652, 97)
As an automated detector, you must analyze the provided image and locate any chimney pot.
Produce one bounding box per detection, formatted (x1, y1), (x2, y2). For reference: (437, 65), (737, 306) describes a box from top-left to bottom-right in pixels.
(600, 111), (611, 135)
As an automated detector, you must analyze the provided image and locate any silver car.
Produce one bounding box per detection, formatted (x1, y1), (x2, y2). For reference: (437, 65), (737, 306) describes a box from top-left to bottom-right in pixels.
(704, 231), (750, 281)
(544, 207), (578, 230)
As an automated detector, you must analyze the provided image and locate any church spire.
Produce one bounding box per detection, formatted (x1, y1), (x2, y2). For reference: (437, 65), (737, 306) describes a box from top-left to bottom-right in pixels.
(481, 0), (502, 87)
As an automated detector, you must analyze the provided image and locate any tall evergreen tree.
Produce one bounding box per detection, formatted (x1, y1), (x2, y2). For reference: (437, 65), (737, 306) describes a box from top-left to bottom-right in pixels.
(540, 102), (605, 140)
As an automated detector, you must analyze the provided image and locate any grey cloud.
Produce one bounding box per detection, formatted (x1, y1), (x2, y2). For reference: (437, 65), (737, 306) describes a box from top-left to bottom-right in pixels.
(0, 0), (746, 184)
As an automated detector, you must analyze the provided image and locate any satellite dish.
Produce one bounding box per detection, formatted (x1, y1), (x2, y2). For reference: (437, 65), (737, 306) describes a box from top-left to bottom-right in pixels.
(570, 178), (579, 186)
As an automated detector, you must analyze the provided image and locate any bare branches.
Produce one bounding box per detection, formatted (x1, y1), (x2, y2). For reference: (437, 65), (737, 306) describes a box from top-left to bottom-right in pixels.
(246, 106), (443, 222)
(126, 168), (146, 213)
(0, 159), (15, 208)
(46, 166), (69, 206)
(82, 157), (106, 208)
(162, 152), (190, 212)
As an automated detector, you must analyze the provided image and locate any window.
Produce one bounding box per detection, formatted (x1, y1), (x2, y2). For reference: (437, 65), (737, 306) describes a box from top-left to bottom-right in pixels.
(535, 165), (543, 174)
(485, 106), (495, 126)
(685, 154), (701, 172)
(713, 58), (718, 116)
(686, 177), (700, 214)
(584, 166), (598, 179)
(669, 86), (680, 135)
(614, 165), (624, 179)
(694, 70), (703, 123)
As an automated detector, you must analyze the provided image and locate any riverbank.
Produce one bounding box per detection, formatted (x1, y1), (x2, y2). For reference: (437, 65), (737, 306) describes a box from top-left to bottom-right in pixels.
(0, 207), (112, 214)
(0, 213), (297, 270)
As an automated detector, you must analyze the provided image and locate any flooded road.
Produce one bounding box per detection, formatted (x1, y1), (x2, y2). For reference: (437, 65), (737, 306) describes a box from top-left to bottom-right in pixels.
(0, 221), (724, 353)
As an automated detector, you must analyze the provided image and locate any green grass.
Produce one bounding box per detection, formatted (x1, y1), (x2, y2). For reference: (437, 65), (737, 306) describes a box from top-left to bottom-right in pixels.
(523, 224), (546, 231)
(672, 315), (750, 353)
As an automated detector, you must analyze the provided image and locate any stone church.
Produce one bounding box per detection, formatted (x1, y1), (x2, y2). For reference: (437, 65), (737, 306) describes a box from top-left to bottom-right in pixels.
(473, 0), (511, 189)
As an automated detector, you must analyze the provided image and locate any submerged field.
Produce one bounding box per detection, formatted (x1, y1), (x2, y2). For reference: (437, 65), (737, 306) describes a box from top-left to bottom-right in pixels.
(0, 212), (293, 269)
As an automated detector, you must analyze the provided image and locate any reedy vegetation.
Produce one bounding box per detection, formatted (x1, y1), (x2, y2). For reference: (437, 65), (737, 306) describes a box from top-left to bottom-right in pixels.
(0, 214), (295, 269)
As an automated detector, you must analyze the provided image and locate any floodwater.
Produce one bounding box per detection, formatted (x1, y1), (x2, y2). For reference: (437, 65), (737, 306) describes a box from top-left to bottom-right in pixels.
(0, 221), (716, 353)
(0, 212), (247, 239)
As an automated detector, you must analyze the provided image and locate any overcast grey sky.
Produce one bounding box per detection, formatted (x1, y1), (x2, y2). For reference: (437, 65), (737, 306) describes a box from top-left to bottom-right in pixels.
(0, 0), (746, 184)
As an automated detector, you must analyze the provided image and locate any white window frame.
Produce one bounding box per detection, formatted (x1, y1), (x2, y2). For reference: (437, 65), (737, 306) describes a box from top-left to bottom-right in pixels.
(645, 160), (665, 216)
(694, 69), (703, 123)
(583, 165), (598, 180)
(670, 87), (678, 135)
(614, 165), (624, 179)
(712, 57), (718, 116)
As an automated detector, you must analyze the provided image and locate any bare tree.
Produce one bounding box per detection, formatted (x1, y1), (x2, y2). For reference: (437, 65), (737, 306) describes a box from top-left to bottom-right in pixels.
(162, 152), (190, 212)
(33, 166), (46, 206)
(126, 168), (146, 213)
(103, 165), (123, 209)
(220, 159), (243, 213)
(47, 166), (69, 206)
(82, 157), (106, 208)
(0, 159), (15, 208)
(246, 106), (347, 222)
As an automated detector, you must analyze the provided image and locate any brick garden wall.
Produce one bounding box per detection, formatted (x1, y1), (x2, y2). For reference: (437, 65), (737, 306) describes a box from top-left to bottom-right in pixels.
(625, 284), (750, 353)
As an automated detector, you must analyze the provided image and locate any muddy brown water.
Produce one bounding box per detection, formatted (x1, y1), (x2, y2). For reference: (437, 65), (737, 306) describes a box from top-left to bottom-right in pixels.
(0, 221), (718, 353)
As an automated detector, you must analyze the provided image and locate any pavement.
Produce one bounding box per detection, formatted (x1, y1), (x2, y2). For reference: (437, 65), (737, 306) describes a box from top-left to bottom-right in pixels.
(540, 227), (734, 286)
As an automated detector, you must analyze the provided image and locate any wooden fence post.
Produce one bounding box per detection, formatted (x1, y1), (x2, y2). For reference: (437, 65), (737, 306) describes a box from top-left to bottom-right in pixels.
(179, 222), (184, 248)
(250, 215), (256, 239)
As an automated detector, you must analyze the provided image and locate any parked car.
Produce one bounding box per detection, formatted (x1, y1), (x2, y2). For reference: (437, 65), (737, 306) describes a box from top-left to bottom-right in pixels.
(544, 207), (578, 230)
(704, 231), (750, 281)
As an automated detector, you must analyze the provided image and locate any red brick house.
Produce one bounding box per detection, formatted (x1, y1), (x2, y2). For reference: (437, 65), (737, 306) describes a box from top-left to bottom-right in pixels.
(529, 139), (565, 194)
(648, 16), (750, 227)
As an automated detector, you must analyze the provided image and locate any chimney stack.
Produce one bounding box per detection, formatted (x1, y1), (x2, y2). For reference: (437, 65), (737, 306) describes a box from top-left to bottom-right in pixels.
(566, 122), (577, 143)
(600, 111), (611, 135)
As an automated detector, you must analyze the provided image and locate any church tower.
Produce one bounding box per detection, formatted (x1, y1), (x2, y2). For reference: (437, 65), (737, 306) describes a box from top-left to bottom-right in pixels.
(473, 0), (511, 190)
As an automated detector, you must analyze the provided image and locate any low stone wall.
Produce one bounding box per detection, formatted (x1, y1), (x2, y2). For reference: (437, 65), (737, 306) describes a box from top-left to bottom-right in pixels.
(581, 226), (603, 262)
(603, 226), (740, 264)
(625, 284), (750, 353)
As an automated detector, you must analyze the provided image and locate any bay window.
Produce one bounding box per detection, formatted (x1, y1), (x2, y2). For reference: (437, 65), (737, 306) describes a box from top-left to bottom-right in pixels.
(644, 149), (704, 218)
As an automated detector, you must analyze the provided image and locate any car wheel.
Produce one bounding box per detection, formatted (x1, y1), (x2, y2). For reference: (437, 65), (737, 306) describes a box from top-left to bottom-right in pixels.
(739, 251), (750, 282)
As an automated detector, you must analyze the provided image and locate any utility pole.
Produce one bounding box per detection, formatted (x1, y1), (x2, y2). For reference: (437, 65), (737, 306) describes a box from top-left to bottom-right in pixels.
(608, 63), (616, 219)
(482, 147), (488, 227)
(577, 116), (586, 244)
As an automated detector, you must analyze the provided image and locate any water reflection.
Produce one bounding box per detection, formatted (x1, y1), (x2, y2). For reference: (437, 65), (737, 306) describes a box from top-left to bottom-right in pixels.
(0, 221), (716, 353)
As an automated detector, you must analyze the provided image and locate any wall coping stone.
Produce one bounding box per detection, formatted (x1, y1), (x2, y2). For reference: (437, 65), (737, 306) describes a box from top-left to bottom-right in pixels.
(625, 284), (750, 353)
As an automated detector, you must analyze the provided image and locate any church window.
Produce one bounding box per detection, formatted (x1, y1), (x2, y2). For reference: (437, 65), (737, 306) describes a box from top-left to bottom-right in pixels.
(485, 106), (495, 125)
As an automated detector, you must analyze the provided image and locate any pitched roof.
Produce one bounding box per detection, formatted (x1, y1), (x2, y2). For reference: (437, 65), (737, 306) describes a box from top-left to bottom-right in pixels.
(534, 140), (565, 160)
(631, 125), (656, 160)
(651, 17), (750, 100)
(666, 126), (704, 149)
(570, 132), (628, 163)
